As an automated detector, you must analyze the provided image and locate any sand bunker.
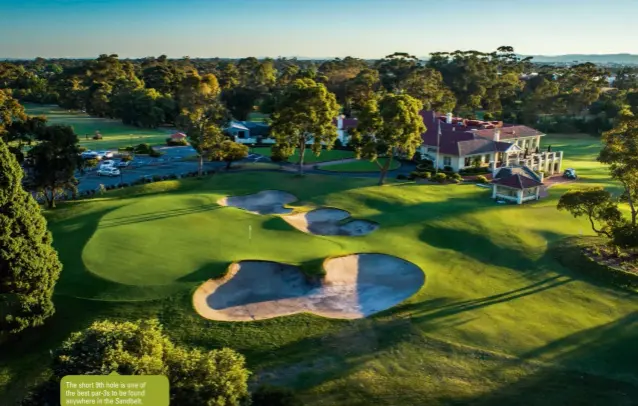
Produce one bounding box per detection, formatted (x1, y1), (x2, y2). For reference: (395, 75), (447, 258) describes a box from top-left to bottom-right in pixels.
(283, 208), (379, 236)
(193, 254), (424, 321)
(217, 190), (297, 214)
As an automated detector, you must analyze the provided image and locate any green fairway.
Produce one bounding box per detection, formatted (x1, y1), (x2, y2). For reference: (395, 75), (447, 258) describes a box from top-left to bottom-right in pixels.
(320, 157), (400, 172)
(1, 134), (637, 405)
(252, 146), (354, 163)
(24, 104), (171, 150)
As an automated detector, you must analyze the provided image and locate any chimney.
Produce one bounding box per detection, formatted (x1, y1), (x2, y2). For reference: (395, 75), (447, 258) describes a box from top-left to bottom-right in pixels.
(493, 129), (501, 142)
(337, 114), (345, 130)
(446, 113), (453, 124)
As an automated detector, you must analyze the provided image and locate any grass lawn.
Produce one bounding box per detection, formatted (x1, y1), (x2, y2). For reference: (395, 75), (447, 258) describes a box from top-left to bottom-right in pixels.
(24, 103), (171, 150)
(1, 134), (637, 405)
(247, 112), (269, 123)
(252, 147), (354, 163)
(320, 157), (400, 172)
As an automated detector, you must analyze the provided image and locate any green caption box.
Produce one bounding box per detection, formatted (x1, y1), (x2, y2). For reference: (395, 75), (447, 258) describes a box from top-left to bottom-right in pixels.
(61, 374), (169, 406)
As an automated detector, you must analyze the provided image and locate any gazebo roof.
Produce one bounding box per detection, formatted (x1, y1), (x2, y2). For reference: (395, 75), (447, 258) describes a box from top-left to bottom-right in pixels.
(171, 132), (187, 139)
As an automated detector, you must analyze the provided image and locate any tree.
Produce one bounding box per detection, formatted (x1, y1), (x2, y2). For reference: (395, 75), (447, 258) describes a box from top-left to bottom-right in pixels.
(375, 52), (420, 92)
(0, 139), (62, 340)
(25, 125), (81, 208)
(22, 319), (249, 405)
(270, 78), (339, 175)
(176, 73), (229, 176)
(598, 115), (638, 228)
(349, 93), (426, 185)
(557, 188), (624, 238)
(221, 87), (260, 121)
(399, 67), (457, 112)
(215, 140), (248, 169)
(251, 385), (303, 406)
(0, 89), (27, 139)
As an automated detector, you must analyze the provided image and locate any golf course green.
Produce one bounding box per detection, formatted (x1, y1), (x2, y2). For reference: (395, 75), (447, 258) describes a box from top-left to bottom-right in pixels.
(24, 104), (170, 150)
(0, 134), (636, 405)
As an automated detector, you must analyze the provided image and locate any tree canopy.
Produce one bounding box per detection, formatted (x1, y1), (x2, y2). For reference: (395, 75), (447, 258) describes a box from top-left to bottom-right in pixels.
(0, 139), (62, 340)
(270, 78), (340, 174)
(349, 93), (426, 185)
(21, 319), (250, 406)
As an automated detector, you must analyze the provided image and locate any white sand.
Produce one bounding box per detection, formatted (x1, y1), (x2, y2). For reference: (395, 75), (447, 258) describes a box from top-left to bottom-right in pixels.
(193, 254), (425, 321)
(217, 190), (297, 215)
(283, 208), (379, 236)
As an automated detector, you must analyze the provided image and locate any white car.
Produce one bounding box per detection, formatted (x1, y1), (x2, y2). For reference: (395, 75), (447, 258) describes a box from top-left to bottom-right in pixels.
(96, 150), (114, 159)
(116, 160), (130, 168)
(97, 167), (121, 177)
(99, 160), (116, 168)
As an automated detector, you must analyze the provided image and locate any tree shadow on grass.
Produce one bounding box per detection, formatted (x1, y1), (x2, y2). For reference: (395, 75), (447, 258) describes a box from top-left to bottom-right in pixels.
(458, 311), (638, 406)
(97, 203), (222, 228)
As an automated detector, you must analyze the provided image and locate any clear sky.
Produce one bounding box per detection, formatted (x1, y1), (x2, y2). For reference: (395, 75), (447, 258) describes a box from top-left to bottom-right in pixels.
(0, 0), (636, 59)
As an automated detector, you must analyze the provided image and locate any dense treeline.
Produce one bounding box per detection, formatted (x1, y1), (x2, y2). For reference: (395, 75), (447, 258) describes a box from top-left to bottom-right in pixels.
(1, 47), (638, 135)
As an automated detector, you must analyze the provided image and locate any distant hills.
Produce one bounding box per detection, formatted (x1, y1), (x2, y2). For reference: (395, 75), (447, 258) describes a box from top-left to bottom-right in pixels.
(3, 54), (638, 65)
(522, 54), (638, 64)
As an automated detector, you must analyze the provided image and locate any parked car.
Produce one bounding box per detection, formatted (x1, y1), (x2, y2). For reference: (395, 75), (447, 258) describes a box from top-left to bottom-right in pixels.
(116, 160), (130, 168)
(563, 168), (577, 179)
(96, 150), (114, 159)
(81, 151), (98, 159)
(99, 160), (116, 168)
(97, 167), (121, 177)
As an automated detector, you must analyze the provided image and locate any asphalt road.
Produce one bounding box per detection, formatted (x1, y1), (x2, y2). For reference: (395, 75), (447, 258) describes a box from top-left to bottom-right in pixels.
(74, 145), (416, 193)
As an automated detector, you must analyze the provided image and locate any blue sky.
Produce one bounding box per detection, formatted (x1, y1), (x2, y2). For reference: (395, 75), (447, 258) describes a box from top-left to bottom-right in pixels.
(0, 0), (636, 58)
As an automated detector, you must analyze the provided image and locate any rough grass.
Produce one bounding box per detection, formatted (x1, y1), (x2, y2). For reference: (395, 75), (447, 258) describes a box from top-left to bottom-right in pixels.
(1, 134), (637, 405)
(24, 103), (170, 150)
(252, 147), (354, 163)
(320, 158), (400, 172)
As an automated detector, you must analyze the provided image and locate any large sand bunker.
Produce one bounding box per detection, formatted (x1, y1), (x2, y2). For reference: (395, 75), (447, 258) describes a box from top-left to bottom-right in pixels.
(283, 208), (379, 236)
(193, 254), (424, 321)
(217, 190), (297, 214)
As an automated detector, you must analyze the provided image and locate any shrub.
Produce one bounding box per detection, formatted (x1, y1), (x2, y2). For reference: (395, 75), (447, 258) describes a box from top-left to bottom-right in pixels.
(396, 174), (407, 180)
(432, 172), (447, 183)
(334, 138), (343, 149)
(78, 146), (88, 153)
(97, 184), (106, 194)
(451, 173), (463, 181)
(148, 148), (162, 158)
(134, 143), (153, 154)
(270, 145), (291, 162)
(417, 171), (431, 179)
(409, 171), (420, 179)
(168, 174), (178, 180)
(152, 175), (162, 182)
(443, 165), (453, 172)
(476, 175), (489, 184)
(166, 138), (188, 146)
(120, 154), (132, 162)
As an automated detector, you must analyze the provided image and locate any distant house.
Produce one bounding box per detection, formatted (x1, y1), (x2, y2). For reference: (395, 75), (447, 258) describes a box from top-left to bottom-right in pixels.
(491, 166), (544, 204)
(333, 115), (358, 145)
(170, 132), (187, 141)
(225, 121), (273, 144)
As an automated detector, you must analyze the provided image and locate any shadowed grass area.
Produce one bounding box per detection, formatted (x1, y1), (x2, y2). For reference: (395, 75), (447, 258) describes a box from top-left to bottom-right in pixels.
(251, 147), (355, 163)
(320, 158), (400, 172)
(1, 135), (637, 405)
(24, 103), (170, 150)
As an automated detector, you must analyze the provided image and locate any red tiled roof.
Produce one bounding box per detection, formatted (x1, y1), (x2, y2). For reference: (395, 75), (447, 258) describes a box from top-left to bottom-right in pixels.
(474, 125), (544, 140)
(333, 117), (358, 130)
(492, 174), (543, 189)
(171, 132), (187, 139)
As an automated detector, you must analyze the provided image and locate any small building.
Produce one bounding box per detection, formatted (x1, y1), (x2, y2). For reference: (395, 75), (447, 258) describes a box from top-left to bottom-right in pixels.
(491, 166), (544, 204)
(225, 121), (273, 144)
(170, 132), (187, 141)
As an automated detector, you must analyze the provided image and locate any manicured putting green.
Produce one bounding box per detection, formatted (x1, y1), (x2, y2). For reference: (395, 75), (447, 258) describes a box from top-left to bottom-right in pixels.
(251, 147), (354, 163)
(24, 103), (170, 150)
(320, 157), (400, 172)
